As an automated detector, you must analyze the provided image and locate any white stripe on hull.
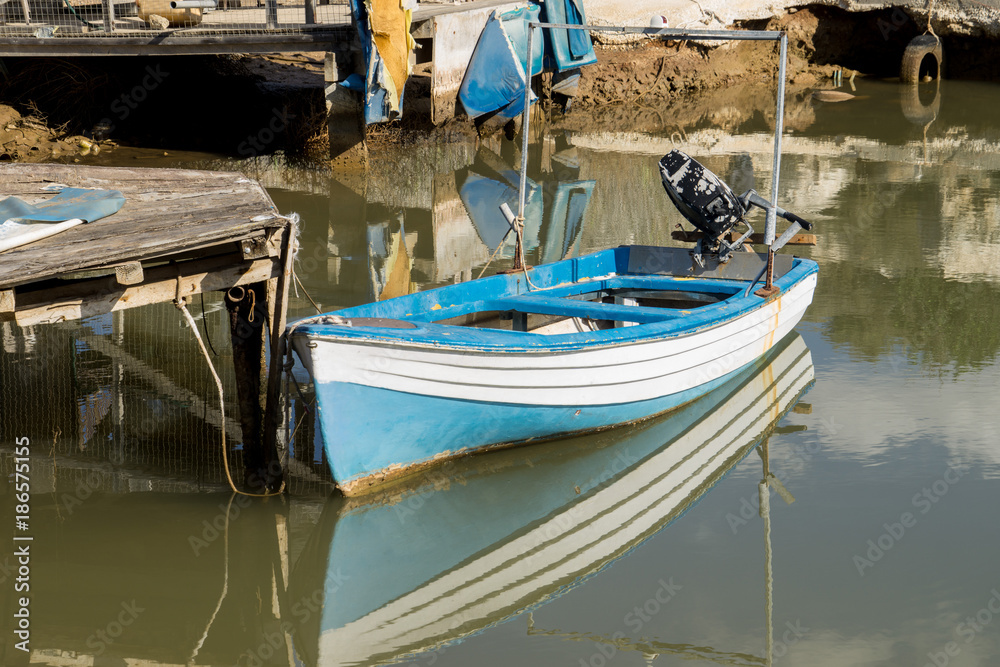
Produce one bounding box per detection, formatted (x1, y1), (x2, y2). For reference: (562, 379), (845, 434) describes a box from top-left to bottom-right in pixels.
(302, 274), (816, 407)
(318, 339), (814, 666)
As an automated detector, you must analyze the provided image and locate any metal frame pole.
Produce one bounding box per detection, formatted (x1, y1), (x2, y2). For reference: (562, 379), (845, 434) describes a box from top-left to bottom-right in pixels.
(510, 22), (789, 294)
(507, 23), (536, 272)
(518, 23), (534, 220)
(757, 32), (787, 297)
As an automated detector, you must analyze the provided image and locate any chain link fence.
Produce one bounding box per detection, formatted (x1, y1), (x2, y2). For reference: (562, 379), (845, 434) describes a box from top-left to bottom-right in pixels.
(0, 0), (350, 37)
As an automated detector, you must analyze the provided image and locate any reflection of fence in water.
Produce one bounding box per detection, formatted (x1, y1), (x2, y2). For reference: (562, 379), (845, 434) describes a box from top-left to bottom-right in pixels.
(0, 296), (329, 495)
(0, 0), (350, 37)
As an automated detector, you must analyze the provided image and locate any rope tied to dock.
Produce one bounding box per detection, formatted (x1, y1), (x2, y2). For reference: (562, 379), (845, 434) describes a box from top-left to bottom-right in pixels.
(174, 295), (284, 497)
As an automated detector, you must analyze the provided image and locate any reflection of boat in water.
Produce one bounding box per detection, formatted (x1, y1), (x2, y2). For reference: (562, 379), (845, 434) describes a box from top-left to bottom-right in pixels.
(289, 333), (815, 667)
(459, 147), (595, 264)
(323, 142), (596, 303)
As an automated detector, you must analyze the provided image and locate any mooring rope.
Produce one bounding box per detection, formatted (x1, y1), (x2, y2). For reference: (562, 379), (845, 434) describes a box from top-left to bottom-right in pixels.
(175, 296), (284, 497)
(293, 271), (323, 314)
(926, 0), (938, 38)
(514, 217), (542, 291)
(476, 232), (515, 280)
(475, 216), (542, 291)
(188, 492), (233, 664)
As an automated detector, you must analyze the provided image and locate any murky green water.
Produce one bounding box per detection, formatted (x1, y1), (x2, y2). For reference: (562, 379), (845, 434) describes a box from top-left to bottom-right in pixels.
(3, 77), (1000, 666)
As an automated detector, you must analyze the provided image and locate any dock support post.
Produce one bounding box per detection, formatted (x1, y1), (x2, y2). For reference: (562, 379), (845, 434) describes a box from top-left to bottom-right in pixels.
(225, 282), (280, 491)
(262, 221), (297, 490)
(325, 50), (368, 170)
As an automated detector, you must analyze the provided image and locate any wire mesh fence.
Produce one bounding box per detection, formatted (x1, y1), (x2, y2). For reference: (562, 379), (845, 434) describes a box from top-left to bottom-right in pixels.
(0, 295), (332, 498)
(0, 0), (351, 37)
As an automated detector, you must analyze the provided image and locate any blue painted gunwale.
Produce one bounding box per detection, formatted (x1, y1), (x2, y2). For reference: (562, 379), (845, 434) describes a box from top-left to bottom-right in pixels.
(292, 246), (819, 353)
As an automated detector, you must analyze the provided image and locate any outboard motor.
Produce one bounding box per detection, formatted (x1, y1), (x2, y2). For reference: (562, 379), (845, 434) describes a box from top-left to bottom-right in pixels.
(659, 149), (747, 238)
(659, 149), (813, 262)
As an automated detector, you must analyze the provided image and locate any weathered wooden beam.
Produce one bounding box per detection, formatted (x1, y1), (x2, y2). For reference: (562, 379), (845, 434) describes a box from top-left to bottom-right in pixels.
(115, 261), (144, 285)
(0, 289), (13, 314)
(225, 282), (272, 490)
(261, 222), (296, 491)
(0, 33), (347, 57)
(8, 254), (279, 326)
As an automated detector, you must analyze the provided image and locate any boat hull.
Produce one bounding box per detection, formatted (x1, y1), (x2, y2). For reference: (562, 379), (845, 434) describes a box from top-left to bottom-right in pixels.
(289, 333), (815, 666)
(290, 246), (818, 494)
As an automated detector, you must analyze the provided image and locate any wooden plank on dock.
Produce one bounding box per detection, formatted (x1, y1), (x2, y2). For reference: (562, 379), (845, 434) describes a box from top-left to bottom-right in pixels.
(9, 253), (281, 326)
(0, 163), (285, 289)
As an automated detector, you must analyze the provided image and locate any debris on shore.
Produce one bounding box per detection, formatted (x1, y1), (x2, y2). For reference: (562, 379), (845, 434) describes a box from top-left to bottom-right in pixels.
(0, 104), (111, 162)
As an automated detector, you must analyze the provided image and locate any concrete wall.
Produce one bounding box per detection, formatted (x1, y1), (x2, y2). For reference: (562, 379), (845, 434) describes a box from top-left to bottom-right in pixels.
(584, 0), (1000, 39)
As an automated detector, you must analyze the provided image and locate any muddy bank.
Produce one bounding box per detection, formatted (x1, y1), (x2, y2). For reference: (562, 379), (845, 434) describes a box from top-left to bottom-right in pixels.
(0, 104), (108, 162)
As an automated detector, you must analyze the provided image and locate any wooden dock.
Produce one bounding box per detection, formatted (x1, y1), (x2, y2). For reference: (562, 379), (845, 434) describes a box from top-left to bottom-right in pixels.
(0, 162), (296, 489)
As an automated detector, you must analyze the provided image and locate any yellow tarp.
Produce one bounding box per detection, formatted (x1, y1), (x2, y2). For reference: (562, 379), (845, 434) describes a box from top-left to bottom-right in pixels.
(366, 0), (414, 110)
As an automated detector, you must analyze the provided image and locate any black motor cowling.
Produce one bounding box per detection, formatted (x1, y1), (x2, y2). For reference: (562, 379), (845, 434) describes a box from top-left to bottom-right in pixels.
(658, 150), (746, 237)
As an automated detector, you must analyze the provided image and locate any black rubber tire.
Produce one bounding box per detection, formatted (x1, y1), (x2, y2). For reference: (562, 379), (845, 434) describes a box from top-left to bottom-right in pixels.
(901, 34), (943, 83)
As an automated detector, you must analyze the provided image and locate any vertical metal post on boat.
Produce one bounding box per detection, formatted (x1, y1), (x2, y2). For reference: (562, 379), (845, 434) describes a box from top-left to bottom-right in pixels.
(510, 22), (536, 273)
(757, 32), (788, 298)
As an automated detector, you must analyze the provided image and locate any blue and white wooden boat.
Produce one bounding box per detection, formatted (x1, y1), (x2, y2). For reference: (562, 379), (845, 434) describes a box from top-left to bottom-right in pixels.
(289, 236), (817, 495)
(288, 333), (814, 665)
(289, 23), (816, 496)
